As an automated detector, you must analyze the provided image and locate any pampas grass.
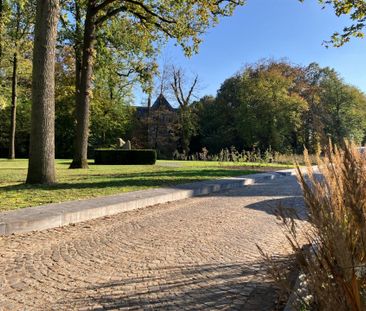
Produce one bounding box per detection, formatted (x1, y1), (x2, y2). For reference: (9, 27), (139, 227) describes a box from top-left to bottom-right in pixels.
(260, 141), (366, 311)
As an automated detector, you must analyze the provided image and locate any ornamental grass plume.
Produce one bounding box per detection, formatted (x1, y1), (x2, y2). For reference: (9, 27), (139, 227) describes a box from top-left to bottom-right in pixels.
(298, 141), (366, 310)
(261, 141), (366, 311)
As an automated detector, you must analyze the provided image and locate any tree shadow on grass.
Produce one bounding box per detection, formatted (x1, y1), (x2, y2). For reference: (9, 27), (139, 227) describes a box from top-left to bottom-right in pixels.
(85, 168), (256, 179)
(0, 169), (257, 192)
(59, 258), (292, 310)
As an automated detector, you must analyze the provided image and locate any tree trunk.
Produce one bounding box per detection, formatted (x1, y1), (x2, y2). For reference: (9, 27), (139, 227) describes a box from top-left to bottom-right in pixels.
(74, 1), (82, 94)
(147, 92), (152, 113)
(0, 0), (3, 60)
(26, 0), (59, 184)
(70, 1), (96, 169)
(180, 108), (190, 154)
(146, 91), (152, 146)
(8, 52), (17, 159)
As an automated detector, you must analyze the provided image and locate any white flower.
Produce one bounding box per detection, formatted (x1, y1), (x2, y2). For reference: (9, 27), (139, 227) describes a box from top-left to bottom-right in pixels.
(299, 274), (307, 281)
(304, 294), (313, 304)
(355, 266), (366, 279)
(300, 280), (308, 287)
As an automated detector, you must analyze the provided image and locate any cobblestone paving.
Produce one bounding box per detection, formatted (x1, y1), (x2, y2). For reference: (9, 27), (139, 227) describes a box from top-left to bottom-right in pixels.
(0, 175), (307, 310)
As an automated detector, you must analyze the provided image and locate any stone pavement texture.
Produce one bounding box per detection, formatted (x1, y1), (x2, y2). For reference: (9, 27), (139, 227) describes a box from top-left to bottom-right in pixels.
(0, 174), (306, 311)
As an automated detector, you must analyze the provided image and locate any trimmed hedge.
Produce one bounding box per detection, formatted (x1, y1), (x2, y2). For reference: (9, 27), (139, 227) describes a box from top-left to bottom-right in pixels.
(94, 149), (157, 165)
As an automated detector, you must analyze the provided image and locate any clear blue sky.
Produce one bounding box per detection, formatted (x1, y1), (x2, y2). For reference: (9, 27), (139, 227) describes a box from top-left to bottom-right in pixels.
(135, 0), (365, 106)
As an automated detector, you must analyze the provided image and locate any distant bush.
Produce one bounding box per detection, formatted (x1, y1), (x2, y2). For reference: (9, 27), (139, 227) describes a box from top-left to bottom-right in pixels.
(173, 146), (317, 165)
(94, 149), (157, 165)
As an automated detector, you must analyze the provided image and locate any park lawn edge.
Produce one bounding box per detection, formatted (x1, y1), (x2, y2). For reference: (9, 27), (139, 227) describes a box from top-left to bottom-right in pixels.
(0, 159), (294, 212)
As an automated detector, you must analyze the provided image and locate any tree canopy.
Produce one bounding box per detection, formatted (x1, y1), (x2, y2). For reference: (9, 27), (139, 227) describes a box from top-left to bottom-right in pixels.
(0, 0), (365, 184)
(192, 60), (366, 154)
(312, 0), (366, 46)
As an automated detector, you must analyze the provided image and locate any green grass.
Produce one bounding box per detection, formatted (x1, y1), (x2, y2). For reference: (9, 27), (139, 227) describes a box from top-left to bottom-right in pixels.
(0, 159), (292, 212)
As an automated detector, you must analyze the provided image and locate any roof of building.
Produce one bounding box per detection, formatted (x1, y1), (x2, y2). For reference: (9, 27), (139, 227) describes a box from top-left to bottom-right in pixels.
(151, 93), (175, 111)
(135, 94), (177, 117)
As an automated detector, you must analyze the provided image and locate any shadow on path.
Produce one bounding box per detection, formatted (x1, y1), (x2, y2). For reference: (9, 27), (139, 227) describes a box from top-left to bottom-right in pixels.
(62, 258), (292, 311)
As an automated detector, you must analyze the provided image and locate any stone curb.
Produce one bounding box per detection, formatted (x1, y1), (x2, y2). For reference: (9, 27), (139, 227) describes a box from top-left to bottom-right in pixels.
(0, 170), (293, 236)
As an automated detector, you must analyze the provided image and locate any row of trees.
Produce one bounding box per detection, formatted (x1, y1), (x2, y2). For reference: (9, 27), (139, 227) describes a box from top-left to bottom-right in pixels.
(0, 0), (244, 183)
(0, 0), (365, 184)
(4, 57), (365, 159)
(189, 61), (366, 155)
(140, 60), (366, 157)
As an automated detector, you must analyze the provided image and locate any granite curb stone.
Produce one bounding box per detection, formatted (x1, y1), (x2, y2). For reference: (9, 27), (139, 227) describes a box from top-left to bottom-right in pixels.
(0, 170), (292, 236)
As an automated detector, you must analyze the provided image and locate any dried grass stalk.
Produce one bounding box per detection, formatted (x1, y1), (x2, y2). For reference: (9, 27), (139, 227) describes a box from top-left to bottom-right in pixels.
(261, 141), (366, 311)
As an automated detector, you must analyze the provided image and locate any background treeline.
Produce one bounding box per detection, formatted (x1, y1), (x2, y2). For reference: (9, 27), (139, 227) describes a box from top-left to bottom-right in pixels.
(0, 0), (150, 158)
(1, 56), (366, 158)
(189, 60), (366, 156)
(0, 0), (244, 170)
(0, 1), (365, 159)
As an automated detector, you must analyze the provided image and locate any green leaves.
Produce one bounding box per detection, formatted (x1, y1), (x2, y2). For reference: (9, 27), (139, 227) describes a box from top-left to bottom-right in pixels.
(215, 61), (308, 152)
(92, 0), (244, 56)
(194, 60), (366, 154)
(319, 71), (366, 144)
(317, 0), (366, 47)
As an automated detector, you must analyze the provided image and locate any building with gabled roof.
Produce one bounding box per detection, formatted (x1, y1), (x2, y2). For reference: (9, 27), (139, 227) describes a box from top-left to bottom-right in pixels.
(151, 93), (177, 111)
(134, 94), (179, 158)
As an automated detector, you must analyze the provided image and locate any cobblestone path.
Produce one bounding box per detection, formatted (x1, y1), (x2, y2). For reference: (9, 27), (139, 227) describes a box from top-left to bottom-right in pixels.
(0, 175), (306, 310)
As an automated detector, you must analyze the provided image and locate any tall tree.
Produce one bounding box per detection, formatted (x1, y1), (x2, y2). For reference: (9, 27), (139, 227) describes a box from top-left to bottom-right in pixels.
(8, 38), (18, 159)
(170, 66), (199, 154)
(6, 0), (34, 159)
(194, 60), (366, 154)
(210, 61), (308, 153)
(0, 0), (10, 81)
(60, 0), (84, 103)
(26, 0), (60, 184)
(69, 1), (96, 168)
(69, 0), (244, 168)
(89, 36), (138, 147)
(56, 13), (151, 158)
(0, 0), (4, 59)
(300, 63), (322, 152)
(61, 6), (160, 168)
(319, 69), (366, 145)
(239, 62), (307, 152)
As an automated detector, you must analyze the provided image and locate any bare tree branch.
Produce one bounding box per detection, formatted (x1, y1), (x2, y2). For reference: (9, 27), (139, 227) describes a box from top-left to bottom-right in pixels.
(170, 66), (198, 108)
(185, 75), (198, 104)
(123, 0), (175, 24)
(95, 5), (127, 25)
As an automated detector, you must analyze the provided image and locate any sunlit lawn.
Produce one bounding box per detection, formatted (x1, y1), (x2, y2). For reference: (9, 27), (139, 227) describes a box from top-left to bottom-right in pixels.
(0, 159), (292, 211)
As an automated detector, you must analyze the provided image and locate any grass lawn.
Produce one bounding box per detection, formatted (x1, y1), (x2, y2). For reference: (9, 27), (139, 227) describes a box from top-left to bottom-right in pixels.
(0, 159), (292, 212)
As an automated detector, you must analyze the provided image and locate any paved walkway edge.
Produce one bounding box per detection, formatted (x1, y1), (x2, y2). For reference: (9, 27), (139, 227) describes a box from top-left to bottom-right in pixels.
(0, 170), (294, 236)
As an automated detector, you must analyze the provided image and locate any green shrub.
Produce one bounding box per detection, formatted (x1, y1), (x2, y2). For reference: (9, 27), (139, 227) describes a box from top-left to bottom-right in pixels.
(94, 149), (157, 165)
